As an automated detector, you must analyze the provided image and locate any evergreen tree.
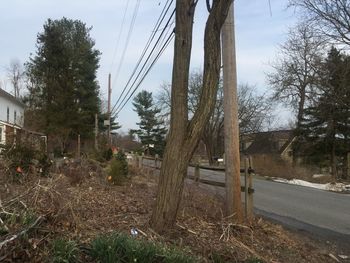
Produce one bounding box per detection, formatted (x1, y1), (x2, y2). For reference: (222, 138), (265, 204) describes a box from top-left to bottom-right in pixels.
(25, 18), (101, 152)
(132, 90), (166, 156)
(296, 47), (350, 176)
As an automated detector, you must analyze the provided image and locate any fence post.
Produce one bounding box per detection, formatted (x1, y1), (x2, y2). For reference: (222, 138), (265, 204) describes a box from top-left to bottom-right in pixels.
(139, 156), (143, 169)
(247, 156), (254, 219)
(195, 163), (200, 185)
(155, 154), (159, 169)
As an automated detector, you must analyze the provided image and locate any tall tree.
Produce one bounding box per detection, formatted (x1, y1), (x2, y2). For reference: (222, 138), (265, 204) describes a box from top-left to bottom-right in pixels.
(289, 0), (350, 46)
(150, 0), (233, 232)
(132, 90), (166, 156)
(267, 23), (324, 128)
(296, 47), (350, 177)
(25, 18), (101, 153)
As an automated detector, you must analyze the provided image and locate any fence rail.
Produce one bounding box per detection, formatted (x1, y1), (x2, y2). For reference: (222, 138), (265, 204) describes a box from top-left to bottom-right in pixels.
(133, 154), (255, 219)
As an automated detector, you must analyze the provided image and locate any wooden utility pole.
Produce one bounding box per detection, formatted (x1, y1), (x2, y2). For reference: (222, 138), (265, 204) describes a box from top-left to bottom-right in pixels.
(107, 73), (112, 146)
(222, 2), (243, 221)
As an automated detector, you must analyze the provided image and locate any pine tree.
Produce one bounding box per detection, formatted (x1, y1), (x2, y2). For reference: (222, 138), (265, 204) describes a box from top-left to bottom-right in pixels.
(296, 47), (350, 176)
(25, 18), (101, 152)
(132, 90), (166, 156)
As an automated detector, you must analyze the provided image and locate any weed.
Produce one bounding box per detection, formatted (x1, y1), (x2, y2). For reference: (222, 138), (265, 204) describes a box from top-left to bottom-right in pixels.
(89, 232), (196, 263)
(52, 238), (79, 263)
(21, 210), (37, 226)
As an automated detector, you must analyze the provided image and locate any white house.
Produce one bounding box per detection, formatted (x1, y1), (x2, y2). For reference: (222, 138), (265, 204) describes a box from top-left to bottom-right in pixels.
(0, 88), (25, 145)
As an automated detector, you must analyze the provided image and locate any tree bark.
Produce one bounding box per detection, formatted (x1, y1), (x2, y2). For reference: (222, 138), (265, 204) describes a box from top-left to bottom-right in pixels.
(150, 0), (232, 233)
(296, 86), (306, 128)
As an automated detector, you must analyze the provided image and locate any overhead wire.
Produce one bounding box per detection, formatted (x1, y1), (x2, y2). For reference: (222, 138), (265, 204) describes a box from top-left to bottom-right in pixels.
(114, 31), (174, 117)
(111, 0), (174, 115)
(111, 8), (175, 116)
(109, 0), (131, 72)
(111, 0), (141, 88)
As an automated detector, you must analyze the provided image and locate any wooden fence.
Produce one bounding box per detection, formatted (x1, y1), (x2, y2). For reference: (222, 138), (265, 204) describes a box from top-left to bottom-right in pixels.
(131, 154), (255, 219)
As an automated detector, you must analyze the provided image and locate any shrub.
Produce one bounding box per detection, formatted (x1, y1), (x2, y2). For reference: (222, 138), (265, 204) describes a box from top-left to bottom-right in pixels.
(37, 153), (52, 177)
(52, 238), (79, 263)
(103, 148), (113, 161)
(89, 232), (195, 263)
(0, 143), (37, 180)
(108, 158), (127, 185)
(115, 151), (128, 175)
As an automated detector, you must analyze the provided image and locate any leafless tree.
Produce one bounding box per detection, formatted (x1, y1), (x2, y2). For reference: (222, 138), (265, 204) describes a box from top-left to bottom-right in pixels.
(6, 59), (23, 98)
(238, 84), (274, 134)
(150, 0), (232, 232)
(266, 22), (324, 127)
(289, 0), (350, 46)
(157, 77), (273, 164)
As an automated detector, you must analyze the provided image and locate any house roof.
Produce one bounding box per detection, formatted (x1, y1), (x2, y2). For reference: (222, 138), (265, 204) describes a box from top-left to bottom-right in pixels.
(242, 130), (294, 155)
(0, 88), (25, 108)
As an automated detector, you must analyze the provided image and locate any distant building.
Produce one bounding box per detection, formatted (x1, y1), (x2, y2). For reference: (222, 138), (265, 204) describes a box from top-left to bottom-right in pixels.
(240, 130), (295, 163)
(0, 88), (25, 145)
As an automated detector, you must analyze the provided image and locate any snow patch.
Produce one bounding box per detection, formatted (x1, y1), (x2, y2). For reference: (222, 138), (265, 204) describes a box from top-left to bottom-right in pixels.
(273, 178), (350, 193)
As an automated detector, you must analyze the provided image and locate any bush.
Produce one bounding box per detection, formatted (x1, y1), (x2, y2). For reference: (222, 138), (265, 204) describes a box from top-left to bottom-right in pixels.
(115, 151), (128, 175)
(108, 158), (128, 185)
(103, 148), (113, 161)
(89, 232), (195, 263)
(52, 238), (79, 263)
(37, 153), (52, 177)
(0, 143), (37, 181)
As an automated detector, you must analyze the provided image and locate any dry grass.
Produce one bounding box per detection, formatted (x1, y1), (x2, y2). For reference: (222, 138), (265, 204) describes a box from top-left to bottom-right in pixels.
(0, 161), (345, 262)
(250, 155), (332, 183)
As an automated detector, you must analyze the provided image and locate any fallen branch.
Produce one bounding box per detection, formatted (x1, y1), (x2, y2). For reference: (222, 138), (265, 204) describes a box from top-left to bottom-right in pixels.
(0, 216), (43, 250)
(176, 223), (197, 235)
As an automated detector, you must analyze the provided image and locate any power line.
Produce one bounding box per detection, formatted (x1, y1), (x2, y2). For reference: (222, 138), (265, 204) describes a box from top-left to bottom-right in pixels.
(109, 0), (131, 72)
(111, 0), (141, 87)
(111, 9), (175, 116)
(111, 0), (174, 114)
(114, 31), (174, 117)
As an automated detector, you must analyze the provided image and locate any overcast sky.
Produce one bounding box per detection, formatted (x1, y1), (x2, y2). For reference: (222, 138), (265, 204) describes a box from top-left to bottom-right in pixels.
(0, 0), (297, 132)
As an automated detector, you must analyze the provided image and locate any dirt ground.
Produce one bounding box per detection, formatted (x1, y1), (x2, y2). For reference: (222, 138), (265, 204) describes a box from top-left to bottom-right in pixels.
(0, 160), (349, 262)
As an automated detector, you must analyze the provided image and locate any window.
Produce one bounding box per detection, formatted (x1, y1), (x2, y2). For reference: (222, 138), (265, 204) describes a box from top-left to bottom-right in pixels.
(7, 107), (9, 122)
(14, 110), (17, 124)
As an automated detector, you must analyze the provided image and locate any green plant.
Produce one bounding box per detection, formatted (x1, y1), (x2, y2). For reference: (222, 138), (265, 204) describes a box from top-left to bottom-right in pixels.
(103, 148), (113, 161)
(21, 210), (37, 226)
(89, 232), (195, 263)
(115, 152), (128, 175)
(52, 238), (79, 263)
(108, 158), (128, 185)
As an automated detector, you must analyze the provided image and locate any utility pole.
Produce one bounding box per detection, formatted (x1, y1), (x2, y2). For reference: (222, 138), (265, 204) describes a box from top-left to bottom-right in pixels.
(222, 1), (243, 222)
(108, 73), (112, 146)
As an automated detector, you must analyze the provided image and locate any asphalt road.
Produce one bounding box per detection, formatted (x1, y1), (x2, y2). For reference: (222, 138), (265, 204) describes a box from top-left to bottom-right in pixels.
(142, 159), (350, 248)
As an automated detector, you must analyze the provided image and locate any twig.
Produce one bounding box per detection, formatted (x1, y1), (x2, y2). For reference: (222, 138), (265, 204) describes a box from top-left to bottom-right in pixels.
(176, 223), (197, 235)
(135, 228), (148, 237)
(0, 216), (43, 250)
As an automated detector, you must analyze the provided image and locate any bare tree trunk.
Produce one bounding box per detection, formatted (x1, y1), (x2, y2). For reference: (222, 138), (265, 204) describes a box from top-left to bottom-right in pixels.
(297, 87), (306, 128)
(331, 137), (337, 180)
(150, 0), (232, 233)
(203, 136), (215, 165)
